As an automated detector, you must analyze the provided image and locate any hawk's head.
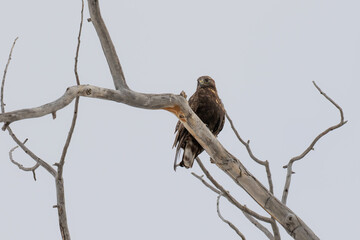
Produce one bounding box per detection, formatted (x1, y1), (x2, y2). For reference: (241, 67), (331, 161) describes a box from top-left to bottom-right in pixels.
(197, 76), (216, 90)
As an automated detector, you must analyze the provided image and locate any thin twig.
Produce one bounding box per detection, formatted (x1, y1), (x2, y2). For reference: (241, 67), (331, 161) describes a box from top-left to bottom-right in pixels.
(74, 0), (83, 86)
(191, 173), (221, 194)
(1, 37), (18, 114)
(193, 170), (275, 239)
(270, 216), (281, 240)
(57, 0), (83, 177)
(243, 209), (275, 240)
(217, 194), (246, 240)
(55, 2), (84, 240)
(225, 112), (274, 194)
(195, 157), (272, 223)
(281, 81), (347, 204)
(1, 38), (56, 177)
(7, 127), (56, 176)
(9, 139), (40, 181)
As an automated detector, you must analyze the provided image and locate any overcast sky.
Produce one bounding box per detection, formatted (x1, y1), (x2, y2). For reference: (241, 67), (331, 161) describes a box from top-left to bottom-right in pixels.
(1, 0), (359, 239)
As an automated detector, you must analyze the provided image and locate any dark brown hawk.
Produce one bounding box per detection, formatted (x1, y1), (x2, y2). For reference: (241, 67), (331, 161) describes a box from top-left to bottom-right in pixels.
(173, 76), (225, 170)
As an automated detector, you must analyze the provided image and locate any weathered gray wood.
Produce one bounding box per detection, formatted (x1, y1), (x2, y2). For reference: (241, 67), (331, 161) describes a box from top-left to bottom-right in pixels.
(0, 0), (323, 239)
(0, 82), (319, 239)
(85, 1), (320, 238)
(55, 178), (70, 240)
(88, 0), (127, 90)
(0, 85), (183, 124)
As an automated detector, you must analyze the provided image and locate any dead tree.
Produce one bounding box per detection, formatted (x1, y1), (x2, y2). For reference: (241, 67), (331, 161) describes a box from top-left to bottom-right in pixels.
(1, 1), (346, 239)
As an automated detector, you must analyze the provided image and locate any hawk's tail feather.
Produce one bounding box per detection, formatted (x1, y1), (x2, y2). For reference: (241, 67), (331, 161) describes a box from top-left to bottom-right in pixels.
(181, 143), (195, 169)
(173, 144), (182, 171)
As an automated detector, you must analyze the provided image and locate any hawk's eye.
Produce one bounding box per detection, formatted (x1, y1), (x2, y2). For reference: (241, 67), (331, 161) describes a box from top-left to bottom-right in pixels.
(204, 78), (209, 83)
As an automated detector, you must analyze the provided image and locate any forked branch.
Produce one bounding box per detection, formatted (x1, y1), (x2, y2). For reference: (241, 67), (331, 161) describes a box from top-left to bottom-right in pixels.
(194, 157), (272, 223)
(225, 112), (280, 239)
(2, 1), (86, 239)
(193, 158), (275, 239)
(1, 38), (57, 178)
(225, 112), (274, 194)
(281, 81), (347, 204)
(217, 194), (246, 240)
(54, 1), (85, 239)
(9, 139), (40, 181)
(1, 0), (343, 239)
(87, 0), (127, 90)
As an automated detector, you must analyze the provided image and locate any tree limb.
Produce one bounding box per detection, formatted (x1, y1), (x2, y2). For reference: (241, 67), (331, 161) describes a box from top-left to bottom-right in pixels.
(85, 2), (321, 237)
(58, 0), (84, 177)
(1, 77), (319, 238)
(55, 2), (84, 239)
(0, 1), (338, 239)
(225, 112), (280, 239)
(9, 139), (40, 181)
(217, 194), (246, 240)
(87, 0), (127, 90)
(193, 159), (275, 239)
(191, 172), (221, 194)
(281, 81), (347, 204)
(6, 127), (57, 177)
(0, 83), (189, 124)
(195, 157), (272, 223)
(1, 38), (56, 178)
(270, 216), (281, 240)
(243, 209), (275, 240)
(1, 37), (18, 113)
(225, 112), (275, 195)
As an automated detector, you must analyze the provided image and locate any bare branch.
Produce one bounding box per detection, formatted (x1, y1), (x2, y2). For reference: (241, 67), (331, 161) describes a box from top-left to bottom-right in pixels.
(224, 111), (246, 146)
(217, 194), (246, 240)
(0, 1), (327, 239)
(55, 177), (70, 240)
(58, 0), (84, 177)
(74, 0), (83, 86)
(243, 210), (275, 240)
(270, 217), (281, 240)
(87, 0), (128, 90)
(1, 38), (56, 177)
(193, 164), (276, 239)
(312, 81), (345, 123)
(281, 81), (347, 204)
(195, 157), (272, 223)
(5, 127), (56, 177)
(191, 172), (221, 194)
(57, 96), (79, 175)
(55, 2), (85, 239)
(225, 112), (274, 194)
(1, 37), (18, 114)
(2, 67), (317, 238)
(0, 85), (187, 125)
(9, 139), (40, 181)
(264, 161), (274, 195)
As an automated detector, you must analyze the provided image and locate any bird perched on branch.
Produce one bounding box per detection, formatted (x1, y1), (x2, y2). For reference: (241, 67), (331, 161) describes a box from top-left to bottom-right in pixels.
(173, 76), (225, 170)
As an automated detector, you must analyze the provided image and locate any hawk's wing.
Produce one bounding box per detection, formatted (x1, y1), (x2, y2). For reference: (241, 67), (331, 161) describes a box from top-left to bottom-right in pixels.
(212, 99), (225, 136)
(172, 93), (198, 148)
(172, 93), (199, 170)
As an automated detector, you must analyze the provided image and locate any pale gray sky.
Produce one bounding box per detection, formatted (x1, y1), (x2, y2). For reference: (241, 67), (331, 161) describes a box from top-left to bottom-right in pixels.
(1, 1), (359, 239)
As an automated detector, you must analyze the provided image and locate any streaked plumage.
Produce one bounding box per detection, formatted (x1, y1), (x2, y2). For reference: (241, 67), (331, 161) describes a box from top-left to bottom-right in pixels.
(173, 76), (225, 170)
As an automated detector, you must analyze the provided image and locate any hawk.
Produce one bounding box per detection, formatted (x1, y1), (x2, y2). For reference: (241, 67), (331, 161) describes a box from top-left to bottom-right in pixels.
(173, 76), (225, 170)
